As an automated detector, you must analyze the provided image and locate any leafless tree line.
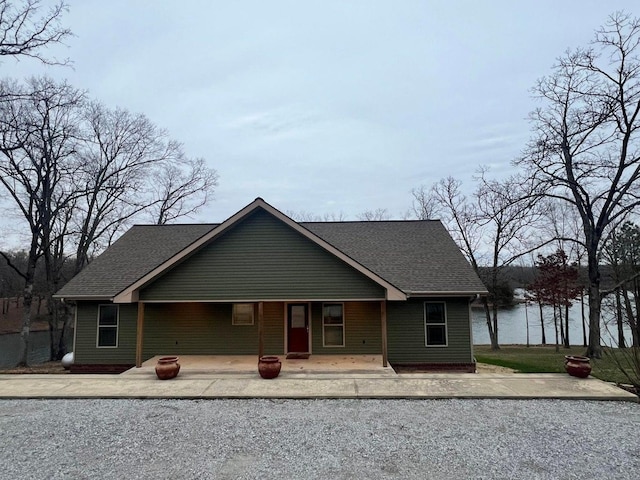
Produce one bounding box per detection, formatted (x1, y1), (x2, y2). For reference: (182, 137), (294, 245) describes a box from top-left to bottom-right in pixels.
(0, 77), (218, 364)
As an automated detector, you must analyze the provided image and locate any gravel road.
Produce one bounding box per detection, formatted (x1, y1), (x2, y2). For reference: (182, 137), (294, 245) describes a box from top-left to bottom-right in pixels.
(0, 399), (638, 479)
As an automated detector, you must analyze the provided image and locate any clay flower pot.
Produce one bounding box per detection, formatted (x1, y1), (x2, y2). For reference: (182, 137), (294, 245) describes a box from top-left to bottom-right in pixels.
(564, 355), (591, 378)
(155, 356), (180, 380)
(258, 356), (281, 379)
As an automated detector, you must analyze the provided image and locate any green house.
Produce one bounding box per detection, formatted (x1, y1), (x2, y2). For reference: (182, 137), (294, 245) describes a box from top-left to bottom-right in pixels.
(55, 198), (487, 373)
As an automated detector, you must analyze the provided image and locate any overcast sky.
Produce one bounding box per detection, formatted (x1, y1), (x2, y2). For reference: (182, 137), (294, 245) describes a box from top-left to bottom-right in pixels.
(5, 0), (639, 223)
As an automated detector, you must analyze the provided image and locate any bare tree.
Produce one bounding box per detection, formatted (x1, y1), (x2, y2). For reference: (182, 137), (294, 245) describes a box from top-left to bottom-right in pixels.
(0, 0), (71, 65)
(428, 172), (545, 349)
(357, 208), (391, 221)
(410, 185), (441, 219)
(149, 157), (219, 225)
(72, 103), (180, 272)
(517, 12), (640, 357)
(0, 76), (83, 364)
(286, 210), (347, 222)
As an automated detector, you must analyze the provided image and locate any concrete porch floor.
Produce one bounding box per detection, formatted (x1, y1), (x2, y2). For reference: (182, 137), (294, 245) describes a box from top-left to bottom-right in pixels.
(121, 354), (397, 376)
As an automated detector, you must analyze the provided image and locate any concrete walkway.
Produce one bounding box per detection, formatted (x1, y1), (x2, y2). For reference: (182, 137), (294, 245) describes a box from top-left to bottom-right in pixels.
(0, 371), (636, 401)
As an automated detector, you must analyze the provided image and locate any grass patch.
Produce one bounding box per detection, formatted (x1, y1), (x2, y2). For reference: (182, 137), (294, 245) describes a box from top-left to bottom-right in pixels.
(474, 345), (633, 384)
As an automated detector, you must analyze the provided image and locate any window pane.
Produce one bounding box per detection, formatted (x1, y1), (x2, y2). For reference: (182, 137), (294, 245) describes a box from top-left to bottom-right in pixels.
(324, 326), (344, 346)
(323, 304), (343, 325)
(425, 303), (444, 324)
(233, 304), (254, 325)
(99, 305), (118, 326)
(98, 327), (117, 347)
(426, 325), (446, 345)
(291, 306), (306, 328)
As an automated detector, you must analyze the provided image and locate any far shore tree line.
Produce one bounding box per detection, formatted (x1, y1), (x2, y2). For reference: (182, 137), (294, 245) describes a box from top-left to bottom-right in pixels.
(1, 3), (639, 364)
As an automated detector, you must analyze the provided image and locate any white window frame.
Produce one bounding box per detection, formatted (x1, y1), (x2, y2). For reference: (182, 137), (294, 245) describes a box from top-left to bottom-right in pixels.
(232, 303), (255, 326)
(424, 301), (448, 347)
(322, 302), (345, 348)
(96, 304), (119, 348)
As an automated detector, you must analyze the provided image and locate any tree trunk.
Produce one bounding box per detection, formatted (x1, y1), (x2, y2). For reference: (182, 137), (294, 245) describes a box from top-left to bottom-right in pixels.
(616, 289), (627, 348)
(564, 303), (570, 348)
(491, 302), (500, 350)
(581, 289), (587, 347)
(57, 305), (73, 358)
(558, 304), (565, 347)
(585, 248), (602, 358)
(482, 298), (498, 350)
(553, 305), (559, 353)
(18, 285), (33, 367)
(539, 302), (546, 345)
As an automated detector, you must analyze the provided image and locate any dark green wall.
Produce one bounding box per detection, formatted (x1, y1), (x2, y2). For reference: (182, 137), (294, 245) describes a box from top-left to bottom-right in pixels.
(140, 208), (385, 301)
(73, 297), (473, 365)
(387, 298), (473, 363)
(74, 302), (137, 364)
(311, 301), (382, 354)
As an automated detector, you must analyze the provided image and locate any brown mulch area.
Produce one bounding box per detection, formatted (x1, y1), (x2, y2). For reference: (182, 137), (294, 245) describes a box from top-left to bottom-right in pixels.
(0, 361), (68, 374)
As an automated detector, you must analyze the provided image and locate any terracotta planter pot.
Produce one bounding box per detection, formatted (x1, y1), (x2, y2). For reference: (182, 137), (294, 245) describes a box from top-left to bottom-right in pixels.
(155, 356), (180, 380)
(258, 356), (281, 379)
(564, 355), (591, 378)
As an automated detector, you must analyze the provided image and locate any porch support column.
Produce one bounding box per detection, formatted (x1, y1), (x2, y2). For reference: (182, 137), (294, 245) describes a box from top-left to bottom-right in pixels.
(380, 300), (388, 367)
(258, 301), (264, 358)
(136, 301), (145, 368)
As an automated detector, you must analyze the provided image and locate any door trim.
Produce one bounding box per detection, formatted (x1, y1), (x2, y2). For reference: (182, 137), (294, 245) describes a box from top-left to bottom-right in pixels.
(284, 302), (312, 354)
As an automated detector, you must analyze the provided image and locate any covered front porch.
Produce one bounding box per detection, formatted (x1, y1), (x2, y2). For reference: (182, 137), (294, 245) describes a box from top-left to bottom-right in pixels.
(124, 354), (396, 376)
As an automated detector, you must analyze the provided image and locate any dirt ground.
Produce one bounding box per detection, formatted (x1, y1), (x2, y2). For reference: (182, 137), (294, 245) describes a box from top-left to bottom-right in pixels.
(0, 297), (49, 335)
(0, 361), (68, 374)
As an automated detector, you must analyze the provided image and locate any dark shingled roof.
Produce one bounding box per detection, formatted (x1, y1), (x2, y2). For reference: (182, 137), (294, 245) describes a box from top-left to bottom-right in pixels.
(56, 224), (217, 298)
(302, 220), (486, 294)
(57, 218), (486, 299)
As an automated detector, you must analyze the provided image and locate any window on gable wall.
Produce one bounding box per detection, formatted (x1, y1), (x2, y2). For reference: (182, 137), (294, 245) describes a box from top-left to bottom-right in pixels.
(424, 302), (447, 346)
(97, 304), (119, 348)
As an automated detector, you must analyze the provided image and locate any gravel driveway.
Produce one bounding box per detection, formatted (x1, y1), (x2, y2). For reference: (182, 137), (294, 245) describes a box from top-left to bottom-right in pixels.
(0, 399), (638, 479)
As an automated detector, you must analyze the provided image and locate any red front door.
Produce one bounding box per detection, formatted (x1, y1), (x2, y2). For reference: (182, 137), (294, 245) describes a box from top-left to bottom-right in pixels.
(287, 303), (309, 353)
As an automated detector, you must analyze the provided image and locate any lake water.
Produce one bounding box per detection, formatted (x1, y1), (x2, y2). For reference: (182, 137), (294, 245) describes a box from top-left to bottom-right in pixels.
(472, 292), (634, 346)
(0, 330), (51, 367)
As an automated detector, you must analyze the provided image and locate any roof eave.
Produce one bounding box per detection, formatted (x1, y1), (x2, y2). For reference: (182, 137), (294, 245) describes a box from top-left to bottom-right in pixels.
(407, 290), (488, 298)
(52, 294), (113, 301)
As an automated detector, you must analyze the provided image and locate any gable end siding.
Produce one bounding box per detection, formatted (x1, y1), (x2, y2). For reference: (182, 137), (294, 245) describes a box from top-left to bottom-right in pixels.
(386, 298), (472, 364)
(140, 209), (386, 301)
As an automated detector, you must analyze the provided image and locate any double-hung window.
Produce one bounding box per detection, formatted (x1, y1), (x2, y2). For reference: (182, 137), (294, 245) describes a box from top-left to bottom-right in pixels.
(232, 303), (255, 326)
(424, 302), (447, 346)
(322, 303), (344, 347)
(97, 304), (119, 348)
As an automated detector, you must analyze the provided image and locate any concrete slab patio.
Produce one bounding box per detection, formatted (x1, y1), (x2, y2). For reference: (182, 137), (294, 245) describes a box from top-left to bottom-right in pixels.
(0, 371), (636, 401)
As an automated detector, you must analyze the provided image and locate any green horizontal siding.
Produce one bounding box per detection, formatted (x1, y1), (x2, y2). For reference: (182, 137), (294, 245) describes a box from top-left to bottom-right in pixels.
(140, 208), (385, 301)
(263, 302), (284, 355)
(74, 302), (137, 364)
(143, 303), (258, 356)
(387, 298), (472, 364)
(311, 301), (382, 354)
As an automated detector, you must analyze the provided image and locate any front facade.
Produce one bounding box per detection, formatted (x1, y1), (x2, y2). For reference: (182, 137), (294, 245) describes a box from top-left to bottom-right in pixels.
(58, 198), (487, 373)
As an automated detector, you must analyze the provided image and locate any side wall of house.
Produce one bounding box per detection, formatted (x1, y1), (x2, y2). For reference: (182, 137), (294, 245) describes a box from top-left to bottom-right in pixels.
(386, 297), (473, 364)
(72, 301), (384, 365)
(310, 301), (382, 354)
(74, 301), (137, 365)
